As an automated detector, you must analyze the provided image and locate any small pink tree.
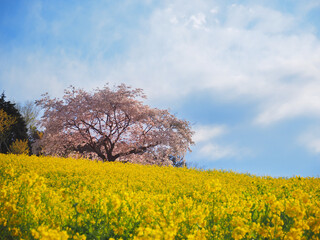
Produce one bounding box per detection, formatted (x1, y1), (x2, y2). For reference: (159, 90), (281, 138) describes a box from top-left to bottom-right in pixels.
(35, 84), (193, 165)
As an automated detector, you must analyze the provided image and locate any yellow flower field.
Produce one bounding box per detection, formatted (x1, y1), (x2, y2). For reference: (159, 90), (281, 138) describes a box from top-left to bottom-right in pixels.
(0, 154), (320, 240)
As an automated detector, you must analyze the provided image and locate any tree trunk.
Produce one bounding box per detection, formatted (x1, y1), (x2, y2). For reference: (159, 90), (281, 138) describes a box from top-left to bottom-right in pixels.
(106, 151), (117, 162)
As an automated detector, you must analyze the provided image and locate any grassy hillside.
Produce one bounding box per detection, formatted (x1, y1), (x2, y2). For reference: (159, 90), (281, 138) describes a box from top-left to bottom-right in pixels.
(0, 154), (320, 239)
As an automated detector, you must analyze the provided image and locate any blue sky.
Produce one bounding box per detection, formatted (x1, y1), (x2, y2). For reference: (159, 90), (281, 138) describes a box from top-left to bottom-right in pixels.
(1, 0), (320, 177)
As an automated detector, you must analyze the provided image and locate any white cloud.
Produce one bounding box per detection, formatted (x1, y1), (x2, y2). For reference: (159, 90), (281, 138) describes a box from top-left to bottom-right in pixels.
(188, 13), (207, 29)
(100, 1), (320, 126)
(0, 50), (108, 102)
(193, 125), (226, 143)
(255, 82), (320, 125)
(193, 124), (235, 160)
(1, 0), (320, 127)
(210, 7), (219, 15)
(198, 143), (236, 160)
(305, 139), (320, 154)
(299, 128), (320, 154)
(191, 124), (249, 161)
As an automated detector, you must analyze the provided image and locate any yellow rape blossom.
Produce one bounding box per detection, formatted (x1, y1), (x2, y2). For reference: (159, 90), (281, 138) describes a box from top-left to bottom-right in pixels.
(0, 153), (319, 239)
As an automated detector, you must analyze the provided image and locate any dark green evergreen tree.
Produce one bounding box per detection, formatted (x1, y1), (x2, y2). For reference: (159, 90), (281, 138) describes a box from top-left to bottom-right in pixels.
(0, 93), (28, 153)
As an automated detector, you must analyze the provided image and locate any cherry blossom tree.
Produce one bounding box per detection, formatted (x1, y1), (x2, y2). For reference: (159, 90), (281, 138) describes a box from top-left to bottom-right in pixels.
(35, 84), (194, 165)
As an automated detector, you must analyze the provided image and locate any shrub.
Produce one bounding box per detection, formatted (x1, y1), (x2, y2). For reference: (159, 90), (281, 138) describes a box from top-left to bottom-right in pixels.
(9, 139), (29, 155)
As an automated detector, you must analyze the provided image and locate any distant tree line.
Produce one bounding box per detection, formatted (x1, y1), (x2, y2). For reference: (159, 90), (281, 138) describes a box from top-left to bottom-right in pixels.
(0, 84), (194, 167)
(0, 93), (33, 154)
